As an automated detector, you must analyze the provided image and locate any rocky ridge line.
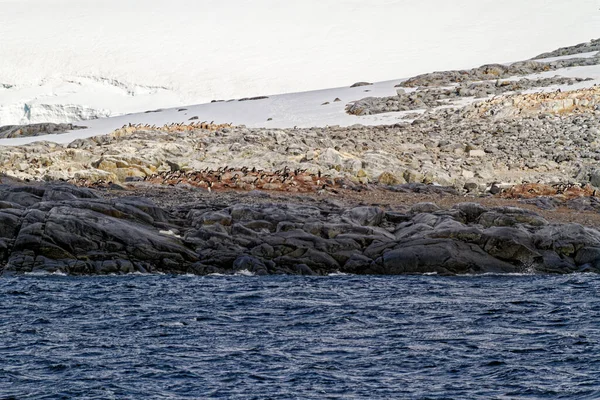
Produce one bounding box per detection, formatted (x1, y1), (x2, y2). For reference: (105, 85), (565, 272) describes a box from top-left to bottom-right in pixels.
(399, 54), (600, 88)
(532, 39), (600, 59)
(346, 77), (590, 116)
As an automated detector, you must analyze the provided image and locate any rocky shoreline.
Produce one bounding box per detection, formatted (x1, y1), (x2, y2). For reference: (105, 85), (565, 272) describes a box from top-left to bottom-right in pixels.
(3, 40), (600, 276)
(2, 180), (600, 276)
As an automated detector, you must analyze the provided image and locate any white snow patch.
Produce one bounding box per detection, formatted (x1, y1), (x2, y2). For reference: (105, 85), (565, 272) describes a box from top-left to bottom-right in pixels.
(529, 64), (600, 81)
(0, 79), (410, 146)
(517, 65), (600, 93)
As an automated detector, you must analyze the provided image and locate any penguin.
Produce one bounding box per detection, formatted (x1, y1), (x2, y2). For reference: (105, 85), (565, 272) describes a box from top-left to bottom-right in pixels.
(489, 182), (501, 195)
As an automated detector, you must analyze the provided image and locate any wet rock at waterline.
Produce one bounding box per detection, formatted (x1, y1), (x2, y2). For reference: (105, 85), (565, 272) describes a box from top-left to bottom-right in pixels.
(0, 183), (598, 276)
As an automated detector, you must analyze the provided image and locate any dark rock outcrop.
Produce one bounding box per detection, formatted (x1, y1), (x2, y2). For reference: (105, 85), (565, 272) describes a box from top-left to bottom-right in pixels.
(0, 123), (86, 139)
(0, 183), (599, 276)
(350, 82), (373, 88)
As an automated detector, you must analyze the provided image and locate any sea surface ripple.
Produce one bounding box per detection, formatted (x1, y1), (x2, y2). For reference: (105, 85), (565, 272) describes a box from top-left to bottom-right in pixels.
(1, 274), (600, 399)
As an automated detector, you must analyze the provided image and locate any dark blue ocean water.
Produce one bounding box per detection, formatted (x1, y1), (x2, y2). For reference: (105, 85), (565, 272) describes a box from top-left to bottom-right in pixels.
(1, 273), (600, 399)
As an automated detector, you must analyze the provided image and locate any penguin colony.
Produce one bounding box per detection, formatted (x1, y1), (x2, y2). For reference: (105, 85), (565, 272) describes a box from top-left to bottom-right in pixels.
(66, 173), (600, 199)
(143, 166), (338, 193)
(109, 121), (232, 137)
(66, 121), (600, 199)
(66, 121), (350, 193)
(500, 182), (598, 199)
(472, 86), (600, 117)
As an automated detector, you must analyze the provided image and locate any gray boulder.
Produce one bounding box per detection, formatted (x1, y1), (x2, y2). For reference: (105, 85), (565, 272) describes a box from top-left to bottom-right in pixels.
(343, 206), (385, 226)
(367, 239), (518, 275)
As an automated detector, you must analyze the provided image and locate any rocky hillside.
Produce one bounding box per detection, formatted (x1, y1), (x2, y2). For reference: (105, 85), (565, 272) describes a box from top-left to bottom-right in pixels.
(2, 40), (600, 195)
(2, 99), (600, 194)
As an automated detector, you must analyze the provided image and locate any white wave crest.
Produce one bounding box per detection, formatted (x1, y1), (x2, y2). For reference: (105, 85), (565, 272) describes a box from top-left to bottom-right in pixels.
(234, 269), (256, 277)
(328, 271), (354, 276)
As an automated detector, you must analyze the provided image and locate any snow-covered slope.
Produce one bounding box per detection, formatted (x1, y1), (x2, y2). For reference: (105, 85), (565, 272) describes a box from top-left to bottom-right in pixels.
(0, 79), (408, 145)
(0, 0), (598, 125)
(2, 55), (600, 147)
